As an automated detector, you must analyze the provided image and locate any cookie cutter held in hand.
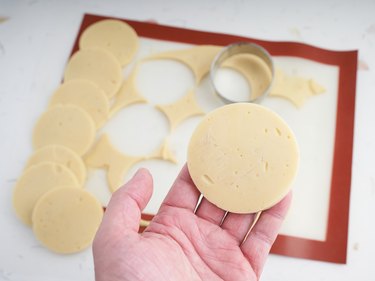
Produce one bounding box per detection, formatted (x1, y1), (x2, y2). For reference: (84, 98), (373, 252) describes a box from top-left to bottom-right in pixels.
(210, 42), (274, 104)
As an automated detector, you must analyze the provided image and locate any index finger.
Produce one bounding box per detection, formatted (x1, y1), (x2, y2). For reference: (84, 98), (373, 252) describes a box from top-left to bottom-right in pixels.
(159, 164), (200, 212)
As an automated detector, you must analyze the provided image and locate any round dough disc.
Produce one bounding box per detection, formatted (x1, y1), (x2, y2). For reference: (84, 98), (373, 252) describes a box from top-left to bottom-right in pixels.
(26, 145), (86, 185)
(50, 80), (109, 128)
(79, 19), (138, 66)
(187, 103), (299, 213)
(32, 105), (95, 156)
(13, 162), (80, 226)
(32, 187), (103, 254)
(64, 49), (122, 99)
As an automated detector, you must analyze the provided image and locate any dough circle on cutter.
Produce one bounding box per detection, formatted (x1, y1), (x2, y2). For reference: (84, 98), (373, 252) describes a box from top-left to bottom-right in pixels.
(64, 49), (122, 99)
(32, 105), (95, 156)
(26, 145), (86, 185)
(32, 187), (103, 254)
(13, 162), (80, 226)
(79, 19), (139, 66)
(187, 103), (299, 213)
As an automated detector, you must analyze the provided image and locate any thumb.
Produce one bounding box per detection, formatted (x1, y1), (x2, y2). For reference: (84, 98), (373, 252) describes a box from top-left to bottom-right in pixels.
(100, 168), (153, 234)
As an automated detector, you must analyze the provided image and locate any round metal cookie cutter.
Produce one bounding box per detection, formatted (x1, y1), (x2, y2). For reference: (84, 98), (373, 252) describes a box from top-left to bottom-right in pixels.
(210, 42), (274, 104)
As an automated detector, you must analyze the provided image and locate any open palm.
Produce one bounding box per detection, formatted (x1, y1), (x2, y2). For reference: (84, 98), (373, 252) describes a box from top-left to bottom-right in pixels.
(93, 166), (291, 281)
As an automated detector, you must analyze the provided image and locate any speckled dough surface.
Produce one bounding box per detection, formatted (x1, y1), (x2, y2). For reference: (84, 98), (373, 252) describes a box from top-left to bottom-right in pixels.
(26, 145), (86, 185)
(79, 19), (139, 66)
(50, 80), (110, 128)
(32, 105), (96, 156)
(64, 49), (122, 99)
(32, 187), (103, 254)
(13, 162), (80, 226)
(187, 103), (299, 213)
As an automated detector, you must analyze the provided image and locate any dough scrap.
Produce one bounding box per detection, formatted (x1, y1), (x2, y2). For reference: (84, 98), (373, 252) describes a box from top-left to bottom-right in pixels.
(50, 79), (110, 128)
(146, 45), (222, 83)
(13, 162), (80, 226)
(110, 64), (147, 117)
(32, 105), (96, 156)
(222, 53), (273, 100)
(64, 48), (122, 99)
(26, 145), (86, 185)
(79, 19), (139, 66)
(187, 103), (299, 213)
(156, 89), (205, 131)
(85, 134), (144, 192)
(270, 69), (326, 107)
(148, 138), (177, 164)
(32, 187), (103, 254)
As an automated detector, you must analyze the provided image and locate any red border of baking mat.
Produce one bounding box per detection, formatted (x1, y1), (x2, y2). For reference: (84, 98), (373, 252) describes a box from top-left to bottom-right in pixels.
(74, 14), (357, 264)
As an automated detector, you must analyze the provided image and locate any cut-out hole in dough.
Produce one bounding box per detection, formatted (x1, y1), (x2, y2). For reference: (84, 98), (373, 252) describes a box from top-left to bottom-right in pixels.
(195, 76), (226, 113)
(102, 103), (169, 156)
(145, 45), (222, 83)
(136, 60), (195, 105)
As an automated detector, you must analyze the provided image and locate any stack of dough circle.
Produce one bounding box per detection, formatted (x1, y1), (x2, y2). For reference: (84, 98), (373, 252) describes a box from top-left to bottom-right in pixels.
(187, 103), (299, 213)
(64, 48), (122, 99)
(50, 79), (109, 128)
(26, 145), (86, 185)
(32, 105), (95, 156)
(32, 187), (103, 254)
(13, 162), (80, 226)
(79, 19), (139, 66)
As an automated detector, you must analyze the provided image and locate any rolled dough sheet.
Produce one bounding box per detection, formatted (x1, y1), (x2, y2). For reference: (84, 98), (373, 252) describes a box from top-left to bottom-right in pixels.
(145, 45), (222, 83)
(26, 145), (86, 185)
(156, 89), (205, 131)
(110, 64), (147, 117)
(50, 79), (110, 128)
(64, 49), (122, 99)
(187, 103), (299, 213)
(85, 134), (144, 192)
(32, 187), (103, 254)
(13, 162), (80, 226)
(79, 19), (139, 66)
(32, 105), (96, 156)
(270, 69), (326, 107)
(222, 53), (273, 100)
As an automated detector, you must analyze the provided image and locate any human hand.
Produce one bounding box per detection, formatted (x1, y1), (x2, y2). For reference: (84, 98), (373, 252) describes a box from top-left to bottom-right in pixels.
(93, 165), (291, 281)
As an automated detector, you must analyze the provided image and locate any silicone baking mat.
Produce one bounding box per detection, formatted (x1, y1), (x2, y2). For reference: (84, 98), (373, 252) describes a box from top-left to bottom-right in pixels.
(73, 14), (357, 263)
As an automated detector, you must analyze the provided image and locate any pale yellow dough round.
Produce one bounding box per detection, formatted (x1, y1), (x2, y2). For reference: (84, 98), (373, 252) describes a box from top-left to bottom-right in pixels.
(32, 187), (103, 254)
(50, 80), (109, 128)
(13, 162), (80, 226)
(32, 105), (95, 156)
(187, 103), (299, 213)
(64, 49), (122, 98)
(79, 19), (139, 66)
(26, 145), (86, 185)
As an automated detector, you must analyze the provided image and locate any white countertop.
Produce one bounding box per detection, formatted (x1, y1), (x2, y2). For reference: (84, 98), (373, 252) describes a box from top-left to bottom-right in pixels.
(1, 0), (375, 280)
